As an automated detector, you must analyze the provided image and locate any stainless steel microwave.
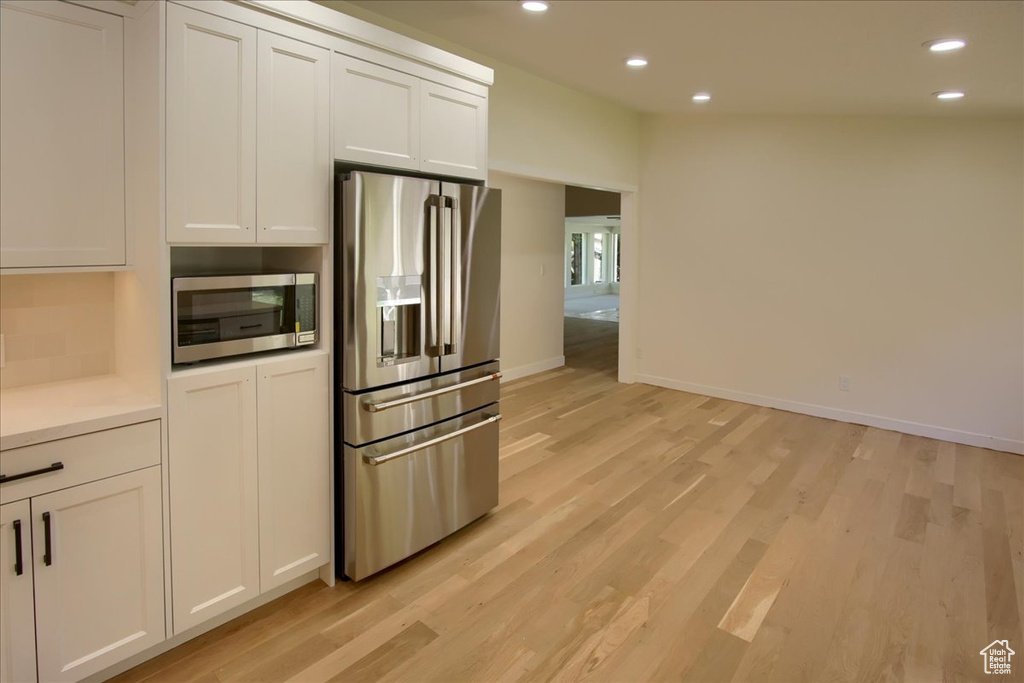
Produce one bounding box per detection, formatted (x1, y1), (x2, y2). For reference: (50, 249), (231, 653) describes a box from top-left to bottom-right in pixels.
(172, 273), (317, 364)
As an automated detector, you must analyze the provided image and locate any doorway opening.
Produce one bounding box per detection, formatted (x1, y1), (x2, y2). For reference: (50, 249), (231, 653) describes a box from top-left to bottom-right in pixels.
(563, 185), (621, 376)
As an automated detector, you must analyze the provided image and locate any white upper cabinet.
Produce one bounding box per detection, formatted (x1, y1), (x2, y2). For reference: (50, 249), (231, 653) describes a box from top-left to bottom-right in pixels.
(167, 366), (259, 634)
(32, 467), (165, 683)
(0, 500), (36, 683)
(167, 5), (330, 245)
(420, 81), (488, 180)
(257, 353), (330, 590)
(333, 53), (420, 172)
(0, 0), (125, 268)
(166, 3), (257, 244)
(333, 52), (487, 181)
(257, 32), (331, 245)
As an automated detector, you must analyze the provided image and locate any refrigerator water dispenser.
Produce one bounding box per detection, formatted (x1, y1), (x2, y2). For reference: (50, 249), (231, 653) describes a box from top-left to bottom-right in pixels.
(377, 275), (421, 365)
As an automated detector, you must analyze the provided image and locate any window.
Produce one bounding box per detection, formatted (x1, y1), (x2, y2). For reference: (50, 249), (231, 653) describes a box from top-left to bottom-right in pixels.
(565, 228), (619, 287)
(569, 233), (583, 285)
(613, 234), (621, 284)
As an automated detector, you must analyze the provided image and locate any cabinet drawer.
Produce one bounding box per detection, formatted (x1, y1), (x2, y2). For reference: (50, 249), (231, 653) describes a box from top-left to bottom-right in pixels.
(0, 421), (160, 504)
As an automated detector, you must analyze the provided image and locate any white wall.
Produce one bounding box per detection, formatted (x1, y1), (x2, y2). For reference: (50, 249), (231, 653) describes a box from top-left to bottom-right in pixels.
(637, 115), (1024, 453)
(489, 171), (566, 381)
(486, 65), (639, 191)
(319, 1), (640, 191)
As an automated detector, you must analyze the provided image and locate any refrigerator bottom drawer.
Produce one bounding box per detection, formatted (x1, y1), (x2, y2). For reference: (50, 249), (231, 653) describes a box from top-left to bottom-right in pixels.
(344, 406), (500, 581)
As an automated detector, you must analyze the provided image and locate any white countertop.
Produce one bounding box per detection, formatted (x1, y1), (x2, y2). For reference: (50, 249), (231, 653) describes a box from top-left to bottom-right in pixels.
(0, 375), (162, 451)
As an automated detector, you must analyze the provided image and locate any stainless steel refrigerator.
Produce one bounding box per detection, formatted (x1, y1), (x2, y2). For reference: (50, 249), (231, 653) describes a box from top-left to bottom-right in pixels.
(335, 170), (502, 581)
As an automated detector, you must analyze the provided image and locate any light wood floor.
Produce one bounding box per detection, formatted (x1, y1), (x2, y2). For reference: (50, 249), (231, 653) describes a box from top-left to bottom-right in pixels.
(117, 317), (1023, 683)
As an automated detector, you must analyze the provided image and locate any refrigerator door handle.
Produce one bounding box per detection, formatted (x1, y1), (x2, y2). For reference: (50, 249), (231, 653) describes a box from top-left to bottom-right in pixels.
(363, 372), (502, 412)
(363, 413), (501, 466)
(427, 195), (444, 356)
(442, 196), (460, 355)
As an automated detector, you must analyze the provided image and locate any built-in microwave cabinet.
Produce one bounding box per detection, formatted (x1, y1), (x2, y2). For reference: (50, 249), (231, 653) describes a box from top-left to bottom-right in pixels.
(333, 53), (488, 181)
(0, 0), (126, 269)
(165, 4), (330, 246)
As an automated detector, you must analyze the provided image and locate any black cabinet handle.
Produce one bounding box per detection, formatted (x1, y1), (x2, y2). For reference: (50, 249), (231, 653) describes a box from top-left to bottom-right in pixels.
(13, 520), (23, 576)
(239, 323), (263, 330)
(42, 512), (52, 566)
(0, 462), (64, 484)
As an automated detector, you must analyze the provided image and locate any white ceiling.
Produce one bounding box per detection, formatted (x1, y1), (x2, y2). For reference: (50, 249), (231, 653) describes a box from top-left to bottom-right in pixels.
(341, 0), (1024, 117)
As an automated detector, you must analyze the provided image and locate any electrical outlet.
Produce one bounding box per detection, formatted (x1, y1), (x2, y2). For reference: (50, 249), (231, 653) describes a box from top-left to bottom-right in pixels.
(839, 375), (850, 392)
(635, 347), (643, 360)
(540, 264), (546, 276)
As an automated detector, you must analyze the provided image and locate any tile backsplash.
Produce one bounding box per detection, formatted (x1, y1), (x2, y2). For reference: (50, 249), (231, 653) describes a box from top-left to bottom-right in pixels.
(0, 273), (115, 389)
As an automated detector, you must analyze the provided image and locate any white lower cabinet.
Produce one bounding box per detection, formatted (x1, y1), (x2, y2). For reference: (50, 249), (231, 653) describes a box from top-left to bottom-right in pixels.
(168, 351), (330, 635)
(1, 464), (164, 683)
(257, 354), (330, 590)
(33, 468), (165, 682)
(167, 365), (260, 634)
(1, 500), (36, 683)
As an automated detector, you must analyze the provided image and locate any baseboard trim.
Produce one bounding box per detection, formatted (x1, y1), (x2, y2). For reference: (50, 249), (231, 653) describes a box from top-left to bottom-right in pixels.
(501, 356), (565, 383)
(635, 374), (1023, 455)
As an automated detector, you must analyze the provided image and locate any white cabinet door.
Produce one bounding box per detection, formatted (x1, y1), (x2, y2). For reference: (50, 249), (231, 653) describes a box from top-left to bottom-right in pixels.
(166, 3), (256, 244)
(168, 366), (259, 634)
(32, 467), (164, 683)
(333, 53), (420, 172)
(419, 81), (487, 181)
(0, 0), (125, 268)
(0, 500), (36, 683)
(257, 32), (330, 245)
(257, 353), (330, 591)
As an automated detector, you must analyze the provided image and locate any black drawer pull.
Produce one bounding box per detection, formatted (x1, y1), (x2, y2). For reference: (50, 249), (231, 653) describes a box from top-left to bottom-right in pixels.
(239, 323), (263, 330)
(42, 512), (53, 566)
(0, 462), (64, 484)
(13, 520), (23, 576)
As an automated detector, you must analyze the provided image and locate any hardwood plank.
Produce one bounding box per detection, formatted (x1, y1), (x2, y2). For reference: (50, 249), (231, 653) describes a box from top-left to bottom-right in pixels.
(981, 488), (1023, 647)
(942, 506), (988, 682)
(718, 513), (813, 642)
(893, 493), (930, 543)
(729, 623), (789, 683)
(953, 444), (983, 511)
(327, 620), (437, 683)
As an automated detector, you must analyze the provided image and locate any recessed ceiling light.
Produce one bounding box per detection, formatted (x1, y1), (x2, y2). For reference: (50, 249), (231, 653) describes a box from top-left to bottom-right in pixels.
(692, 93), (711, 103)
(933, 90), (965, 100)
(626, 57), (648, 68)
(924, 38), (966, 52)
(521, 1), (548, 12)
